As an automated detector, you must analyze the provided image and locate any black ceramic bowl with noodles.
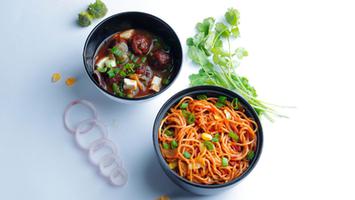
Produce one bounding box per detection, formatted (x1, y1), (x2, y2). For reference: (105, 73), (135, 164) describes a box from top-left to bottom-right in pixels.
(152, 86), (263, 195)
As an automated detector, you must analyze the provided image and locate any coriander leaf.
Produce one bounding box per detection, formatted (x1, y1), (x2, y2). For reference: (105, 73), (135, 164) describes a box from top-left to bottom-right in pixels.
(186, 37), (194, 46)
(235, 48), (248, 59)
(196, 17), (215, 36)
(214, 38), (223, 48)
(187, 46), (210, 66)
(213, 54), (228, 67)
(211, 46), (229, 57)
(215, 22), (230, 38)
(231, 27), (240, 37)
(186, 8), (284, 120)
(225, 8), (240, 26)
(189, 69), (215, 86)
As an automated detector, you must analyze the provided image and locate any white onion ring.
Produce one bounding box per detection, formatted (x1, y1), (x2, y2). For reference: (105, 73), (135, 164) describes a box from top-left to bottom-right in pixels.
(109, 166), (128, 186)
(98, 153), (123, 177)
(63, 99), (128, 187)
(74, 119), (107, 150)
(63, 99), (98, 134)
(88, 139), (118, 165)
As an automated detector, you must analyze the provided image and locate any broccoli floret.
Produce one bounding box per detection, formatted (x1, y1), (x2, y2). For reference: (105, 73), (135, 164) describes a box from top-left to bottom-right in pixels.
(78, 11), (93, 27)
(87, 0), (108, 19)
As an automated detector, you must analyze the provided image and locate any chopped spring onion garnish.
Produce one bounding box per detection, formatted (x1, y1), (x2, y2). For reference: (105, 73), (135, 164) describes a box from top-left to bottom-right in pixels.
(141, 56), (147, 63)
(129, 54), (135, 61)
(222, 157), (228, 167)
(165, 129), (174, 137)
(183, 151), (191, 159)
(247, 150), (255, 160)
(162, 142), (170, 149)
(133, 56), (139, 63)
(231, 98), (239, 110)
(228, 131), (239, 142)
(107, 69), (115, 78)
(119, 70), (127, 77)
(216, 96), (227, 108)
(162, 78), (170, 85)
(204, 141), (214, 150)
(111, 46), (123, 57)
(171, 140), (178, 149)
(182, 110), (195, 124)
(211, 133), (220, 142)
(180, 102), (188, 109)
(196, 94), (208, 100)
(112, 83), (119, 95)
(97, 66), (107, 73)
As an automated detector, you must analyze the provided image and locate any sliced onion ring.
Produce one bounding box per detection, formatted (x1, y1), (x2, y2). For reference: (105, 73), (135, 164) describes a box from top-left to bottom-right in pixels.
(88, 139), (118, 165)
(109, 166), (128, 187)
(98, 153), (123, 177)
(63, 99), (98, 134)
(75, 119), (107, 150)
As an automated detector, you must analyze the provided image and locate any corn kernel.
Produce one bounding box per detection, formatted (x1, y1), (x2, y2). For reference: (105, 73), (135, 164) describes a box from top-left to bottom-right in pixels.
(168, 162), (177, 169)
(214, 114), (222, 120)
(51, 73), (61, 82)
(65, 77), (76, 87)
(201, 133), (213, 141)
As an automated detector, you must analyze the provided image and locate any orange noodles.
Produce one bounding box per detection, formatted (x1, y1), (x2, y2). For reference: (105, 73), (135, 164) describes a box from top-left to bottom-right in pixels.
(158, 95), (257, 185)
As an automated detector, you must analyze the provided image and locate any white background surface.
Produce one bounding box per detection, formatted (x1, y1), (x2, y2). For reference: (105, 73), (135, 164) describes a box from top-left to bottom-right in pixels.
(1, 0), (355, 199)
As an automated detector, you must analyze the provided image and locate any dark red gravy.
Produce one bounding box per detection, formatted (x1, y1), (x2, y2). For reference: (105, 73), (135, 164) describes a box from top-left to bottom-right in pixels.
(93, 29), (173, 98)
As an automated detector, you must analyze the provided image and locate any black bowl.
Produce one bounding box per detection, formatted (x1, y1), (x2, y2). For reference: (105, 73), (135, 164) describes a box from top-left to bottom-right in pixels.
(83, 12), (183, 103)
(153, 86), (263, 195)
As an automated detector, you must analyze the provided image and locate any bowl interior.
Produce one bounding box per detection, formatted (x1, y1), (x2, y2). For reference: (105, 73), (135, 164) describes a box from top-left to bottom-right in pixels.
(153, 86), (263, 189)
(83, 12), (183, 100)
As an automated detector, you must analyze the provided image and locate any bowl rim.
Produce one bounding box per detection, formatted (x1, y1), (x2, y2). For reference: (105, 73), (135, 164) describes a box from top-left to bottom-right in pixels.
(83, 11), (183, 101)
(152, 85), (263, 189)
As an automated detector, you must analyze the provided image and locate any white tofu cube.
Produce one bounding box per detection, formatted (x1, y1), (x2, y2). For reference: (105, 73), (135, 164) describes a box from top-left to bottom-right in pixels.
(120, 29), (135, 40)
(105, 59), (117, 68)
(123, 78), (138, 90)
(96, 57), (109, 69)
(150, 76), (162, 92)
